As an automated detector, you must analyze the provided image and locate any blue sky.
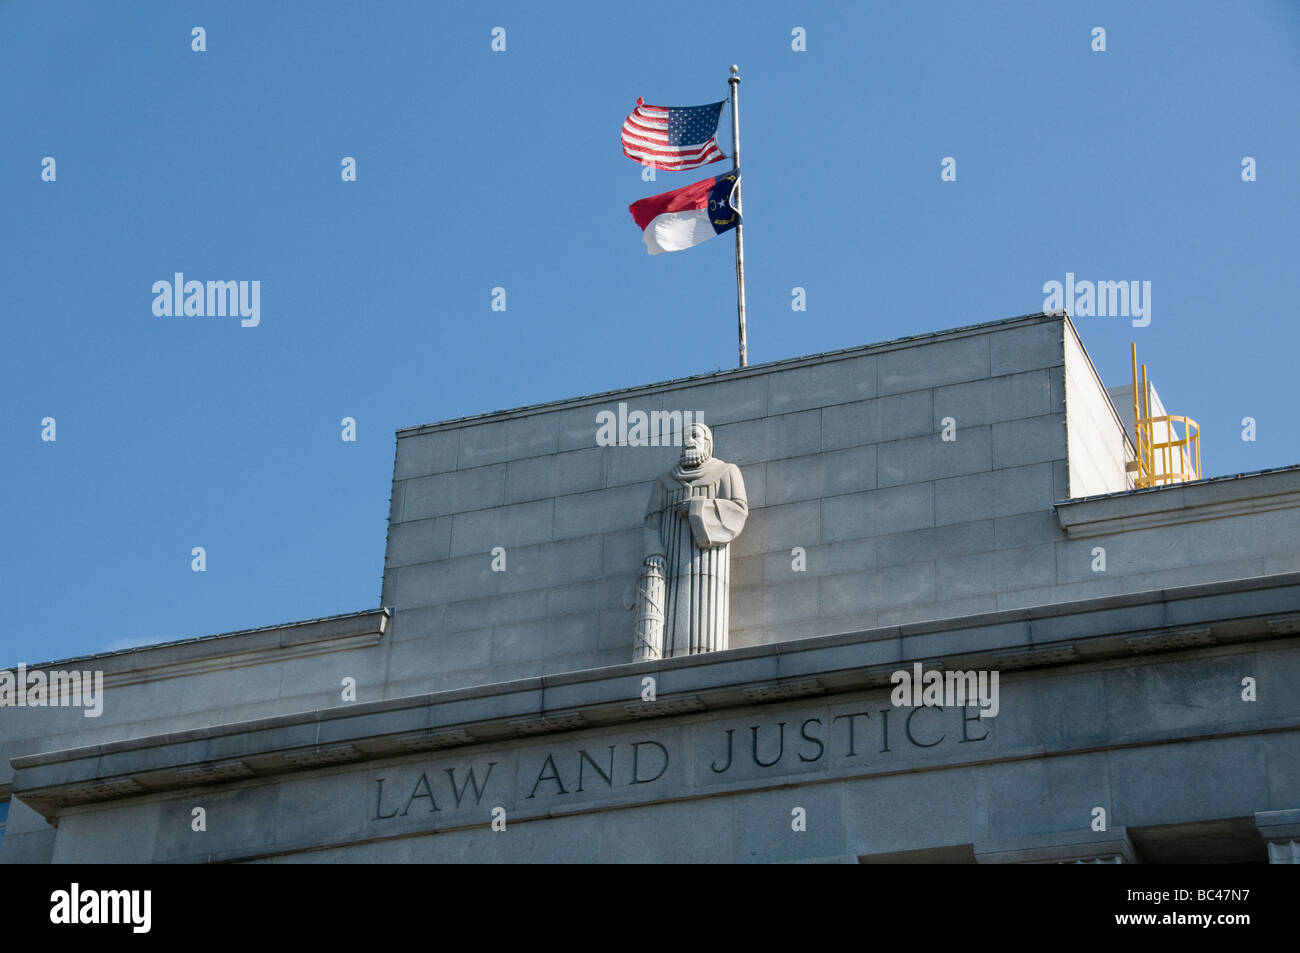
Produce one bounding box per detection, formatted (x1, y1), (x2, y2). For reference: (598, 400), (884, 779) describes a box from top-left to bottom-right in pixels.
(2, 1), (1297, 665)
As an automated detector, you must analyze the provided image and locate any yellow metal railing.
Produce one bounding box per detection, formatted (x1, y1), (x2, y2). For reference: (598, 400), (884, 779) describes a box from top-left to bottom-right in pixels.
(1128, 343), (1201, 489)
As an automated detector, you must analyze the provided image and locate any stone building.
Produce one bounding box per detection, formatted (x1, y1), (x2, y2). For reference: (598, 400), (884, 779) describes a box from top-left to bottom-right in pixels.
(3, 311), (1298, 863)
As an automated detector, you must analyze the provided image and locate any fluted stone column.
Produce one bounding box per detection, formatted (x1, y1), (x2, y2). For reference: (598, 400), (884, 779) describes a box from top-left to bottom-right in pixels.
(631, 556), (666, 662)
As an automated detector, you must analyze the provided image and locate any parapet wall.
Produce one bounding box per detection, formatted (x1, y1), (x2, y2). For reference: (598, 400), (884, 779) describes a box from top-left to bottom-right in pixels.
(380, 314), (1076, 695)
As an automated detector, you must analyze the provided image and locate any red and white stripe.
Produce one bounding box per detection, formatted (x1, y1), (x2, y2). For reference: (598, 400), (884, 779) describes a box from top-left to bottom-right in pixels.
(621, 99), (725, 172)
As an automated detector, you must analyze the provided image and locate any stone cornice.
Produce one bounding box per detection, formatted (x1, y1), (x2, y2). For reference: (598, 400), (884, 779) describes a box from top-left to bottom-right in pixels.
(1055, 466), (1300, 538)
(975, 827), (1139, 864)
(10, 610), (390, 689)
(11, 573), (1300, 820)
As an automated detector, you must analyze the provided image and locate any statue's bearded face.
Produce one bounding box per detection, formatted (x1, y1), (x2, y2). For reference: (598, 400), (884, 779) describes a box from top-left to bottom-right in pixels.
(681, 426), (711, 468)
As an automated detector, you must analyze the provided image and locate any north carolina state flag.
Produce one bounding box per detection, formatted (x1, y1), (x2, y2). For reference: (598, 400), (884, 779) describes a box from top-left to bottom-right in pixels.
(628, 170), (741, 256)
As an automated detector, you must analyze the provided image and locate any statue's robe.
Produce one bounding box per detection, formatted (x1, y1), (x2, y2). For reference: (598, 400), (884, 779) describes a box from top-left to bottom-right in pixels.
(644, 457), (748, 656)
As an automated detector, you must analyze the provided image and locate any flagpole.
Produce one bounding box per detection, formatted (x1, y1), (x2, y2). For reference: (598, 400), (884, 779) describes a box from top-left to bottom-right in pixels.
(728, 65), (747, 368)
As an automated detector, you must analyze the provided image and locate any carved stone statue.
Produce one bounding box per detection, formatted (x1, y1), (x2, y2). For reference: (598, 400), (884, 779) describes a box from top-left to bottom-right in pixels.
(631, 423), (748, 660)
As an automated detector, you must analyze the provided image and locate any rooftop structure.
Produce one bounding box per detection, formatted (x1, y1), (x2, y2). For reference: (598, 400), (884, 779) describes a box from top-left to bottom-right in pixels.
(3, 312), (1298, 864)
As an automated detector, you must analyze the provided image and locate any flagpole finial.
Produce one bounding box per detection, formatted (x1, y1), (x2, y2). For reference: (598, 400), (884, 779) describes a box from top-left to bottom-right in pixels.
(729, 65), (739, 79)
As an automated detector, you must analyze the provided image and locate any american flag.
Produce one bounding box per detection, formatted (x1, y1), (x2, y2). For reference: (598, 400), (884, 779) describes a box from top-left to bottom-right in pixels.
(621, 98), (727, 172)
